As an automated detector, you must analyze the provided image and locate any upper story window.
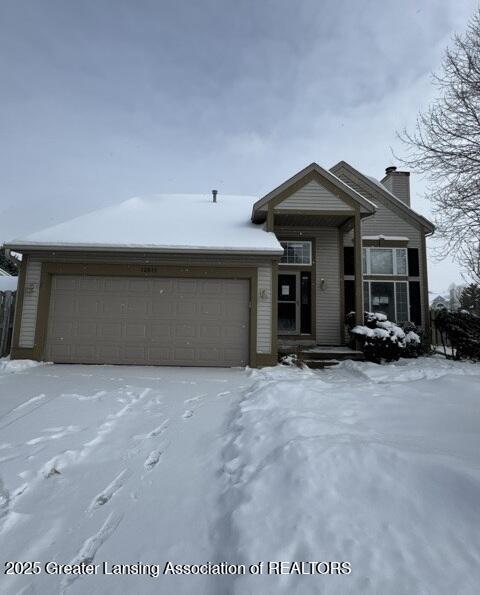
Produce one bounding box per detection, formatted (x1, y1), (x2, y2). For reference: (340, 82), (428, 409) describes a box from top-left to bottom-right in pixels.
(363, 247), (408, 275)
(280, 241), (312, 265)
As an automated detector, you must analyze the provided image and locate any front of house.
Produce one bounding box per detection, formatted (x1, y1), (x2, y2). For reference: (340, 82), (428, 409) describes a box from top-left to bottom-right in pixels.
(5, 161), (434, 368)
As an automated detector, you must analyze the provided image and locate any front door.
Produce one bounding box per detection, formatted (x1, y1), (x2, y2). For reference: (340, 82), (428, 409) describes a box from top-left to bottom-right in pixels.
(278, 272), (300, 334)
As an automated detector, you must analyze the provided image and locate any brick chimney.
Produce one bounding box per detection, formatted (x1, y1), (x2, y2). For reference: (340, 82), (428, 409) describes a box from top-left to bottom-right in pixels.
(381, 166), (410, 206)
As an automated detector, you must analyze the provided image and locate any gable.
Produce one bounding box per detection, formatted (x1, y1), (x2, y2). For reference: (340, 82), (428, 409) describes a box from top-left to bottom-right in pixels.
(332, 164), (423, 247)
(274, 178), (352, 212)
(252, 162), (376, 223)
(331, 161), (434, 234)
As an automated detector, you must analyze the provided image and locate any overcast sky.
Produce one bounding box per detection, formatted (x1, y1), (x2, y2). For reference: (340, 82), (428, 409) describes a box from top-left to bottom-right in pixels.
(0, 0), (477, 294)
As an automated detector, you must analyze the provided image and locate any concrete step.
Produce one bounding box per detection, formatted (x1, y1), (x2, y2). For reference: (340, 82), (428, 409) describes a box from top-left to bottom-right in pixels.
(299, 350), (364, 361)
(301, 359), (340, 369)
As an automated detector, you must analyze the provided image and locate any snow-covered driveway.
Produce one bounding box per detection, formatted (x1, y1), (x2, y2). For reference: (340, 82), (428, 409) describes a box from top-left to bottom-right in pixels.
(1, 357), (480, 595)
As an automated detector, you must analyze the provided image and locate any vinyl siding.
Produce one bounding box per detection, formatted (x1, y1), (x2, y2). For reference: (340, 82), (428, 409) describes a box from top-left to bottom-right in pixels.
(274, 179), (352, 212)
(257, 265), (273, 353)
(315, 229), (341, 344)
(335, 171), (421, 248)
(334, 166), (428, 327)
(18, 259), (42, 348)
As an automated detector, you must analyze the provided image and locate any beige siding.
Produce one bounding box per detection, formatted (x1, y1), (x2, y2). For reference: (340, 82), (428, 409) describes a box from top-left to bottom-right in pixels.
(335, 172), (422, 248)
(18, 259), (42, 348)
(257, 265), (272, 353)
(315, 229), (341, 344)
(274, 179), (352, 212)
(335, 166), (428, 327)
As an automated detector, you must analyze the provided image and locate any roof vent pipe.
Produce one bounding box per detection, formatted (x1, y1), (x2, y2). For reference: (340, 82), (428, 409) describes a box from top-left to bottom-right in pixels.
(212, 189), (218, 203)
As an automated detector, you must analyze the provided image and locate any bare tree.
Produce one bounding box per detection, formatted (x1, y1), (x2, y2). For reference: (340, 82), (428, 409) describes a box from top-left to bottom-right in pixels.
(398, 10), (480, 283)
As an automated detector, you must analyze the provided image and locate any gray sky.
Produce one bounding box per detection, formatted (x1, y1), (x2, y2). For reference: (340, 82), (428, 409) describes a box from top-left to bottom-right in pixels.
(0, 0), (477, 295)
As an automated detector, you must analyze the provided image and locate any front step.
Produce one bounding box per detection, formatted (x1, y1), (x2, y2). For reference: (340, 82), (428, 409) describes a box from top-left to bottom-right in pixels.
(300, 349), (364, 362)
(301, 359), (340, 369)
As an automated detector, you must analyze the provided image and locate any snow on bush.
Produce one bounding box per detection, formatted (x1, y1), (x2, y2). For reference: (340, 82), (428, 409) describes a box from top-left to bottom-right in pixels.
(346, 312), (423, 363)
(279, 353), (299, 366)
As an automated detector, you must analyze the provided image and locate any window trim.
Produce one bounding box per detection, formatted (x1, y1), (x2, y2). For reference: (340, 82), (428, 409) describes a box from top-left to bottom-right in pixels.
(363, 247), (408, 276)
(363, 280), (410, 323)
(280, 240), (313, 266)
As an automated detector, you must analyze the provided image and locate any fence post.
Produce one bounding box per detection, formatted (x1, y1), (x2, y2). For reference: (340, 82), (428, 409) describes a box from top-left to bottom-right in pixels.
(0, 291), (15, 357)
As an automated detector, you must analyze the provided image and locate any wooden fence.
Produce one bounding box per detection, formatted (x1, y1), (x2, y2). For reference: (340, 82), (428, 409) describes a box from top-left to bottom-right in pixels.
(430, 307), (454, 357)
(0, 290), (16, 357)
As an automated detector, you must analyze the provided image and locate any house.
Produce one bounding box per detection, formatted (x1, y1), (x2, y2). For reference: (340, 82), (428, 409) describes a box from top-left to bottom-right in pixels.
(0, 266), (18, 292)
(5, 162), (434, 368)
(431, 295), (448, 310)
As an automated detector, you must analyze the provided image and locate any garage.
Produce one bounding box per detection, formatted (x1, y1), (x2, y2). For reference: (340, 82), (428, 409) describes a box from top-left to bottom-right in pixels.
(44, 275), (250, 367)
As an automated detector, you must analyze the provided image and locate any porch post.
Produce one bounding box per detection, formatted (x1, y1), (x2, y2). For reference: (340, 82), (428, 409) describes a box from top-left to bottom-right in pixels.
(353, 210), (364, 325)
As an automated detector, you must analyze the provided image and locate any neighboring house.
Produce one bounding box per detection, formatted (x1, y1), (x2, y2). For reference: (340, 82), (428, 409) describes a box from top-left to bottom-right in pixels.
(5, 161), (434, 368)
(431, 295), (449, 310)
(0, 266), (18, 292)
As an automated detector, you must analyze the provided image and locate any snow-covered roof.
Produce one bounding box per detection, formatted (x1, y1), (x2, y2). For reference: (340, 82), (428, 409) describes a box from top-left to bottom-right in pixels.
(8, 194), (283, 255)
(0, 275), (17, 291)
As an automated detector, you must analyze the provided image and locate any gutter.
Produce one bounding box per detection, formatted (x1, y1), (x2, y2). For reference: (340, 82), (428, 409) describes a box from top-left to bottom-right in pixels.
(3, 242), (285, 257)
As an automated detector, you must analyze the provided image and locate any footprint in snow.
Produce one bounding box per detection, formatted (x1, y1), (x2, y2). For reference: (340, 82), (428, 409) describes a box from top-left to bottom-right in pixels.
(89, 469), (130, 511)
(61, 511), (123, 590)
(147, 419), (169, 437)
(144, 449), (163, 470)
(184, 393), (208, 404)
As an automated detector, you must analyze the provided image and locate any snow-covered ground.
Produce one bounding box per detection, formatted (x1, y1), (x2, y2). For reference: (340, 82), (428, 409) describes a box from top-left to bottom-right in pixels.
(1, 357), (479, 594)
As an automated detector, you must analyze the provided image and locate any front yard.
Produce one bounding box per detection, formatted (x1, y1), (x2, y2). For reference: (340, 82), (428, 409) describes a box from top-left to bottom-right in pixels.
(1, 357), (479, 594)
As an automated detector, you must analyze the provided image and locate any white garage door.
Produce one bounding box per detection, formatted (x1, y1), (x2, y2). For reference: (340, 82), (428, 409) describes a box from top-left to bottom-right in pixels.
(45, 275), (250, 367)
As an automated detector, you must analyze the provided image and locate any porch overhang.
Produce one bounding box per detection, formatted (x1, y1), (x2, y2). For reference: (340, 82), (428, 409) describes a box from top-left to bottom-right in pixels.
(266, 211), (373, 229)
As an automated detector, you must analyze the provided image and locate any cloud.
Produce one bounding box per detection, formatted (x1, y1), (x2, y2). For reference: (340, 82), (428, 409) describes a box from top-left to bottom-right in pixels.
(0, 0), (477, 291)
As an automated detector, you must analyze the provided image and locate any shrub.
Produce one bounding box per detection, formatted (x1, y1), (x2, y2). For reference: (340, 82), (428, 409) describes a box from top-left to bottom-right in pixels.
(347, 311), (423, 363)
(434, 309), (480, 360)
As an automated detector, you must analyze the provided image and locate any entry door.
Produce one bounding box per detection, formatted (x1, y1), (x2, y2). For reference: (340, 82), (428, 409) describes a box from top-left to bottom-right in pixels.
(278, 272), (300, 334)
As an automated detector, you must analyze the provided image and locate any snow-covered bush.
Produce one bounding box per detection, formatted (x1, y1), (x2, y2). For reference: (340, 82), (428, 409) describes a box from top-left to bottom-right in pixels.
(279, 353), (300, 366)
(346, 312), (423, 363)
(434, 309), (480, 360)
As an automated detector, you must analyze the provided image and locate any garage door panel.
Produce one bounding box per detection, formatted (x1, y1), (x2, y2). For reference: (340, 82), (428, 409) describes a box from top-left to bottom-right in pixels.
(124, 345), (147, 360)
(98, 322), (122, 339)
(174, 324), (196, 338)
(97, 343), (122, 359)
(150, 323), (172, 339)
(125, 323), (147, 339)
(55, 277), (77, 291)
(126, 297), (150, 316)
(51, 297), (76, 317)
(78, 296), (100, 315)
(129, 278), (152, 292)
(152, 301), (174, 316)
(77, 321), (97, 337)
(101, 296), (126, 316)
(46, 275), (249, 367)
(176, 301), (197, 316)
(79, 277), (104, 291)
(104, 278), (129, 292)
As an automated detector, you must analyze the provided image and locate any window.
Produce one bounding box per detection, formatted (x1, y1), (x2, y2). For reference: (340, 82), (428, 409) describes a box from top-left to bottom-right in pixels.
(363, 281), (410, 323)
(363, 248), (408, 275)
(280, 241), (312, 265)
